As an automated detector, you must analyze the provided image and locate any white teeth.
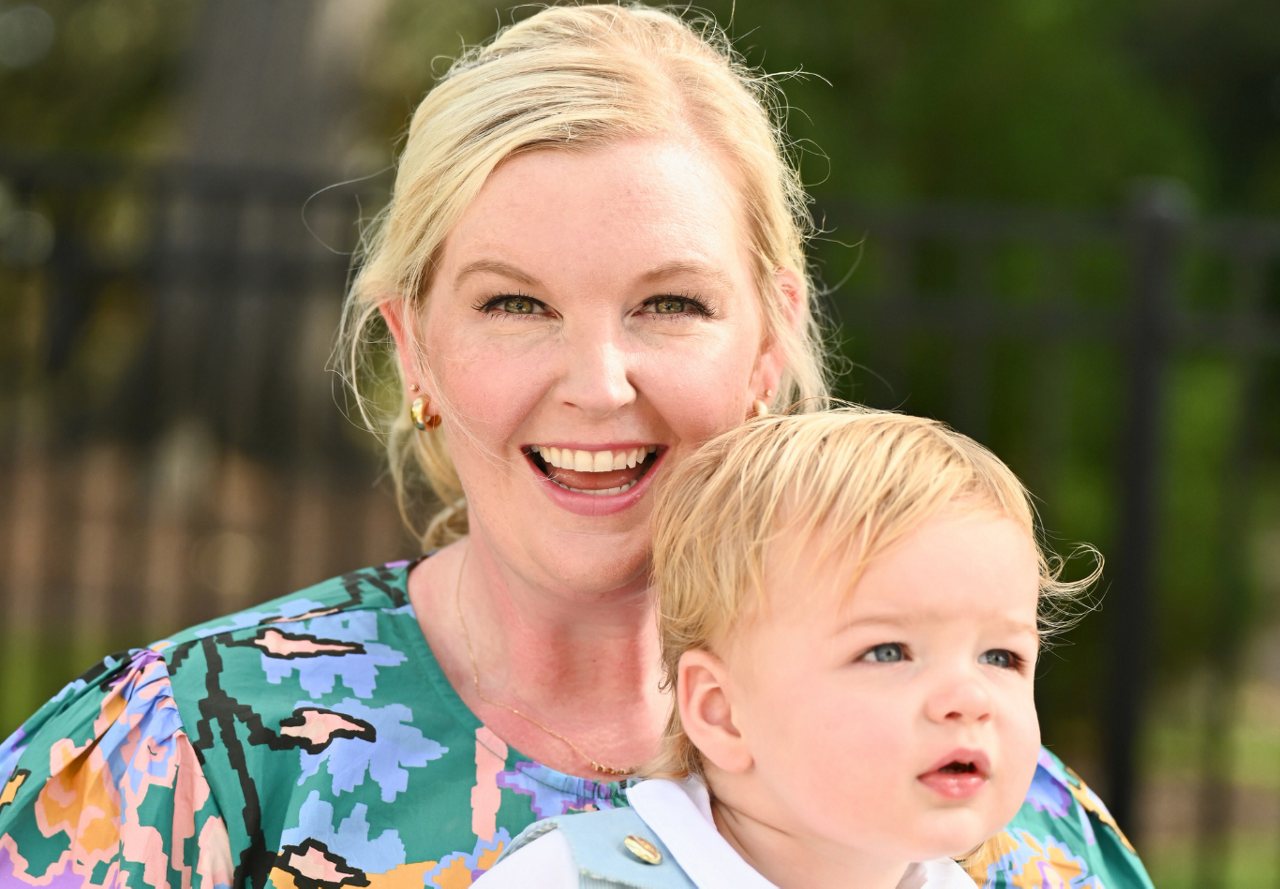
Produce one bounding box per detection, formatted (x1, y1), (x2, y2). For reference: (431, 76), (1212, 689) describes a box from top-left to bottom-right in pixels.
(534, 446), (658, 473)
(552, 479), (639, 495)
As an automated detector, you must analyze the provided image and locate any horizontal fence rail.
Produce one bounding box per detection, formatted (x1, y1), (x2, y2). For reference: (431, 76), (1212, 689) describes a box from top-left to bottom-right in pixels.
(3, 159), (1280, 886)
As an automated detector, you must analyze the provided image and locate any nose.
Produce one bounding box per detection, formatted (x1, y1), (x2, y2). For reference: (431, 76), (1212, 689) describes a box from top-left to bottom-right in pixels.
(557, 335), (637, 418)
(924, 668), (993, 725)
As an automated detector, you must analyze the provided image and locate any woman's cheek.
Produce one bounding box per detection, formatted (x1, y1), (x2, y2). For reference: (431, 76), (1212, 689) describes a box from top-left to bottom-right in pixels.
(441, 340), (560, 442)
(634, 337), (757, 435)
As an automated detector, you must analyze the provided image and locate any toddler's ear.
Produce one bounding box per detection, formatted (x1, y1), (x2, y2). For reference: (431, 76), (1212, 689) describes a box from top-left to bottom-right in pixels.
(678, 650), (753, 773)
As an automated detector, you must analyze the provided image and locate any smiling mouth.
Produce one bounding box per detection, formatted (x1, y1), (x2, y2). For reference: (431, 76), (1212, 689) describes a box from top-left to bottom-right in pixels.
(525, 445), (661, 496)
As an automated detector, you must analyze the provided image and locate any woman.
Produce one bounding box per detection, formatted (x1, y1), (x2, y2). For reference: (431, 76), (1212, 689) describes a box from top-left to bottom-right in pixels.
(0, 6), (1150, 888)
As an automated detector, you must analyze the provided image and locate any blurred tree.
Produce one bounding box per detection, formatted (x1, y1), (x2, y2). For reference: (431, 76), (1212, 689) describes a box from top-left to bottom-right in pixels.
(0, 0), (195, 155)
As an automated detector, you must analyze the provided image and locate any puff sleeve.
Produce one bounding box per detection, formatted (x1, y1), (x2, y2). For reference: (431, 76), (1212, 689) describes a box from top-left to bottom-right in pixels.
(0, 648), (232, 888)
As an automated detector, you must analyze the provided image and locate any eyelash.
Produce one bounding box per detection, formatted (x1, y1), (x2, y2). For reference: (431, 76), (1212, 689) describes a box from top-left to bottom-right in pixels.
(641, 293), (715, 318)
(472, 293), (537, 315)
(471, 293), (715, 318)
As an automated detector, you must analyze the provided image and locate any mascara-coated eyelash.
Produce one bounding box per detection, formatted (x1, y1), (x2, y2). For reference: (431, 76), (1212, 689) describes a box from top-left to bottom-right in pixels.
(473, 293), (547, 316)
(640, 294), (714, 317)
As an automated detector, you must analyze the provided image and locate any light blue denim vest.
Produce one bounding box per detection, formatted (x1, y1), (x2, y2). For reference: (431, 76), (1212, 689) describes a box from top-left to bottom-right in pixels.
(499, 807), (699, 889)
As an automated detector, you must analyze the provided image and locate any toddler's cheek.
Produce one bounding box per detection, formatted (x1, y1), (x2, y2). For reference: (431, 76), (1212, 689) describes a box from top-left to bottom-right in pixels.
(998, 716), (1043, 822)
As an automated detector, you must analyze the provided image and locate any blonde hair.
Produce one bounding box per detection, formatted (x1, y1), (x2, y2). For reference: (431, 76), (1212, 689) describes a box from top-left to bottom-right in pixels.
(337, 4), (827, 548)
(648, 407), (1100, 779)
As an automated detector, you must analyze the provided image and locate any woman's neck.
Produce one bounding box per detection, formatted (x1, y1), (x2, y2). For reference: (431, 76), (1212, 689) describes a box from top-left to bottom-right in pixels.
(408, 536), (667, 778)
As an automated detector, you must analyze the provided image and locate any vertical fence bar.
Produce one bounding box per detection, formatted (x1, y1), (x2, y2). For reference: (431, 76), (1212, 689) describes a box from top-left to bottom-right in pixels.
(1193, 250), (1268, 889)
(1104, 181), (1191, 838)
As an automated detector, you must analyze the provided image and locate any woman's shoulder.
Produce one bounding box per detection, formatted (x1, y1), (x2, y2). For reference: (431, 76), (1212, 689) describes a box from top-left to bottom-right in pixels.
(963, 747), (1155, 889)
(161, 559), (419, 648)
(0, 645), (234, 885)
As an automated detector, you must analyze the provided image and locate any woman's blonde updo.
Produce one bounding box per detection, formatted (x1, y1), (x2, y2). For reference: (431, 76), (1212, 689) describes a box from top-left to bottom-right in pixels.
(339, 3), (828, 549)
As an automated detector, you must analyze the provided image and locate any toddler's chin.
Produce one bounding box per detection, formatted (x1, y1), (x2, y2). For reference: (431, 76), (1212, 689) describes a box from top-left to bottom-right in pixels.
(908, 815), (1005, 862)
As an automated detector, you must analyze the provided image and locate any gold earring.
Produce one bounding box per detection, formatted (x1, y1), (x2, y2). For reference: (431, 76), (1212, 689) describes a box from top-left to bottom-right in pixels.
(765, 389), (774, 399)
(409, 383), (419, 392)
(410, 396), (441, 431)
(752, 399), (769, 419)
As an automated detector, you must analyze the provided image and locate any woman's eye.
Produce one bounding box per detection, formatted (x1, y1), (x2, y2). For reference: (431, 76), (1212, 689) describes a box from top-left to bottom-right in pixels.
(979, 649), (1020, 670)
(860, 643), (905, 663)
(641, 295), (712, 317)
(498, 296), (539, 314)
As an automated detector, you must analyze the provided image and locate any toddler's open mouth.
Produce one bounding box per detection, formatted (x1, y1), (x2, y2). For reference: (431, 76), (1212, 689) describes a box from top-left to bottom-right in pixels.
(918, 750), (990, 800)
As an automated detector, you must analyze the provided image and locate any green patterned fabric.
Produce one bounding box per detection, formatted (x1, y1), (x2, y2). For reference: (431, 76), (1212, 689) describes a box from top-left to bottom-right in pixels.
(0, 561), (1153, 888)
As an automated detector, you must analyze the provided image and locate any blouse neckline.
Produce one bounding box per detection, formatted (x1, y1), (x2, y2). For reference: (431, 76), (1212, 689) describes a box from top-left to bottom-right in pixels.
(389, 557), (629, 801)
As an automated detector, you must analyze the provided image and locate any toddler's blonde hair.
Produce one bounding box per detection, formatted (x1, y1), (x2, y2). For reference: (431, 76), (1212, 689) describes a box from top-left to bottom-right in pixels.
(338, 4), (826, 548)
(648, 407), (1099, 779)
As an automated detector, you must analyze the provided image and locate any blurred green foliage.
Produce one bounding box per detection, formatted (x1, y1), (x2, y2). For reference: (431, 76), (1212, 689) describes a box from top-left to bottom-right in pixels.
(349, 0), (1278, 214)
(0, 0), (194, 154)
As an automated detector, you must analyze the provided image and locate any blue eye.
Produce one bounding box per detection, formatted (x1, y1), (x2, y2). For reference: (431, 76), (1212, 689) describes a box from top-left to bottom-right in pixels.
(979, 649), (1019, 670)
(861, 643), (905, 663)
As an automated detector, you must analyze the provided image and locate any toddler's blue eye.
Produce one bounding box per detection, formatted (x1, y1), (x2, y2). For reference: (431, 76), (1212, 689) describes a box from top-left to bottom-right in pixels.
(979, 649), (1015, 669)
(862, 643), (904, 663)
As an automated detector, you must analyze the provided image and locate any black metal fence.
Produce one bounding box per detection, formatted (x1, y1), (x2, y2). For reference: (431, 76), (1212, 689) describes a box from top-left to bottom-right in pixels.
(2, 158), (1279, 887)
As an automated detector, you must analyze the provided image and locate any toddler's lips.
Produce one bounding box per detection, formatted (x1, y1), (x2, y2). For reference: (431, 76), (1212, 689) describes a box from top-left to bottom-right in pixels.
(917, 749), (991, 800)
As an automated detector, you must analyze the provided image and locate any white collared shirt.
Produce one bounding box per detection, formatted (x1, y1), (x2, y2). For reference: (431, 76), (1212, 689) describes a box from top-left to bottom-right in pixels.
(475, 777), (977, 888)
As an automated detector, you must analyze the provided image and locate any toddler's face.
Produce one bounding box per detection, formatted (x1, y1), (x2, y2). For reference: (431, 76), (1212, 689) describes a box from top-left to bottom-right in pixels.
(721, 506), (1042, 862)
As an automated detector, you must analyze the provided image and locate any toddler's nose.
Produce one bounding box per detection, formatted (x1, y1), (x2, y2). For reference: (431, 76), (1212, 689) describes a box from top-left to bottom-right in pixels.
(924, 672), (993, 724)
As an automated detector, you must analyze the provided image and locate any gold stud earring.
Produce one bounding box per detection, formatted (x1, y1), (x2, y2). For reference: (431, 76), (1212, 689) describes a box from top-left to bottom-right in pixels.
(410, 396), (441, 431)
(409, 383), (419, 392)
(765, 389), (774, 399)
(751, 399), (769, 419)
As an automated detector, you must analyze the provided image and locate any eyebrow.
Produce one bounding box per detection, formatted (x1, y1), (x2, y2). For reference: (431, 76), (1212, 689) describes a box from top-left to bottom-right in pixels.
(837, 613), (1040, 638)
(454, 260), (541, 288)
(636, 260), (735, 290)
(453, 257), (736, 292)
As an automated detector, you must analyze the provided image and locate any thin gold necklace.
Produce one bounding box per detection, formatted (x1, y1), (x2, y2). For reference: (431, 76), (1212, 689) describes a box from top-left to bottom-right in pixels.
(453, 545), (637, 777)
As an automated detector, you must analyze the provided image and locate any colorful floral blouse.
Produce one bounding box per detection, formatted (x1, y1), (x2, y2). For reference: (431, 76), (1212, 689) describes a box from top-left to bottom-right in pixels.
(0, 561), (1153, 888)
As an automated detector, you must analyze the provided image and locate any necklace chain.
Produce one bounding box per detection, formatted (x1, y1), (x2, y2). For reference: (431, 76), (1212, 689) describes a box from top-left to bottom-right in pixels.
(453, 545), (637, 777)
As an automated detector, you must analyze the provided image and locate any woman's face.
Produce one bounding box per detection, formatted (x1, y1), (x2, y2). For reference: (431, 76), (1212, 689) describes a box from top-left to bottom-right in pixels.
(404, 136), (786, 593)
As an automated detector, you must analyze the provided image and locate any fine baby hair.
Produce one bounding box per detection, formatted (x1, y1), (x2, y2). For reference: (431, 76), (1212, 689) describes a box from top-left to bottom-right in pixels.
(648, 406), (1099, 781)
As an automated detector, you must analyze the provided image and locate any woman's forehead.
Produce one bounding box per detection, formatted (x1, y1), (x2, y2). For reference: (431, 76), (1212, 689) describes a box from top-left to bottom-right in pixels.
(441, 136), (751, 277)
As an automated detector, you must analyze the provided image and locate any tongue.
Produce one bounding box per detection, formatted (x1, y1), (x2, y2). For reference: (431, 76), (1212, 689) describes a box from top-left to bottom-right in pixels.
(547, 464), (645, 492)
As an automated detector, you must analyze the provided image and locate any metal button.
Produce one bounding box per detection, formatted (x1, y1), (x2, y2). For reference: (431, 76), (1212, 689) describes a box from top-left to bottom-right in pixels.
(623, 834), (662, 865)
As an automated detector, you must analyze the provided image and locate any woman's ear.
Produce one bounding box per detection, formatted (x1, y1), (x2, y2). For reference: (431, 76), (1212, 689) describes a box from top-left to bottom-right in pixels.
(774, 266), (805, 333)
(678, 649), (753, 774)
(379, 298), (426, 393)
(749, 267), (804, 404)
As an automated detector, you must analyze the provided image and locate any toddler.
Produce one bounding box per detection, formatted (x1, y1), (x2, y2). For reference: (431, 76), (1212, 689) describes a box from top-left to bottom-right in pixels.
(476, 409), (1096, 889)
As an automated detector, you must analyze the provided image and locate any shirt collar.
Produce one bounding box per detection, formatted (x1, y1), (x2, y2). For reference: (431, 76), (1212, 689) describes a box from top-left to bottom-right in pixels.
(626, 777), (977, 889)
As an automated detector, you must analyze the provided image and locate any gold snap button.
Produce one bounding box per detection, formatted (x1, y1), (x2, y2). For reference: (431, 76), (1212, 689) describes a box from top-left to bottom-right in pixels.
(623, 834), (662, 865)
